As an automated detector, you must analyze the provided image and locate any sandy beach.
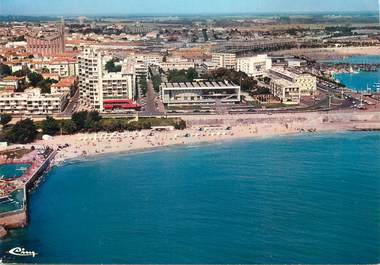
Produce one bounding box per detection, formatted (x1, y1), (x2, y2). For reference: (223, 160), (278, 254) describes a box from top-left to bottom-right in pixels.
(27, 110), (380, 165)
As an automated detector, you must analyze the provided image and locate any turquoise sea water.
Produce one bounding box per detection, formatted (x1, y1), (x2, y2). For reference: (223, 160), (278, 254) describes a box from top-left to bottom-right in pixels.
(0, 163), (30, 179)
(319, 55), (380, 64)
(334, 70), (380, 92)
(0, 132), (379, 264)
(322, 55), (380, 92)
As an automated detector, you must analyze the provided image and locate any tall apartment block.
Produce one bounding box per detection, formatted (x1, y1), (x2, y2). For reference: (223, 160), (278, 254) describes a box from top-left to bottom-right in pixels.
(78, 48), (136, 111)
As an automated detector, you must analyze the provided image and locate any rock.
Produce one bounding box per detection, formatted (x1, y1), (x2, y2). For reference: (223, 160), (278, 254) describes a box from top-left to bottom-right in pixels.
(0, 226), (7, 238)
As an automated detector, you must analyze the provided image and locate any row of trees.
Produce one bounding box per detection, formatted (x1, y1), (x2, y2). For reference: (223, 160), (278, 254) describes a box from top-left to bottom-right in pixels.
(202, 68), (258, 92)
(0, 111), (187, 144)
(167, 68), (199, 83)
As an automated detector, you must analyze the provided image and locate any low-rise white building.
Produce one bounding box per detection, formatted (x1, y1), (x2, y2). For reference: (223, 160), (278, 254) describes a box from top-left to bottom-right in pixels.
(32, 58), (78, 77)
(0, 88), (69, 115)
(0, 76), (25, 91)
(270, 78), (300, 105)
(269, 67), (316, 96)
(161, 81), (241, 106)
(237, 54), (272, 77)
(286, 58), (307, 68)
(160, 61), (195, 72)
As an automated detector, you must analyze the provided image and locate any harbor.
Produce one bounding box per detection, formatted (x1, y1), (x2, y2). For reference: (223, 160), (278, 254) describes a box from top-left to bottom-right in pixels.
(0, 147), (56, 238)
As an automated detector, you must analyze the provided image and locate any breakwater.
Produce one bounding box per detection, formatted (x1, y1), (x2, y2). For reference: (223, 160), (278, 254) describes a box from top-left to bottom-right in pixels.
(0, 150), (56, 232)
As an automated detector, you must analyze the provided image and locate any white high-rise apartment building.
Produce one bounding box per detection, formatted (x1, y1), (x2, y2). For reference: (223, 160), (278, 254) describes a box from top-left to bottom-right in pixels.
(78, 48), (136, 111)
(237, 55), (272, 77)
(211, 52), (237, 69)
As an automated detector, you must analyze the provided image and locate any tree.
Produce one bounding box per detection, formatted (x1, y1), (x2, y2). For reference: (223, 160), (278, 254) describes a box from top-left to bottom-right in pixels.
(151, 75), (162, 92)
(0, 114), (12, 127)
(72, 111), (88, 131)
(84, 111), (101, 130)
(0, 64), (12, 76)
(37, 80), (51, 94)
(186, 68), (198, 81)
(71, 111), (101, 131)
(252, 87), (270, 95)
(42, 116), (60, 136)
(174, 120), (186, 130)
(105, 59), (122, 73)
(202, 68), (257, 91)
(263, 76), (271, 84)
(139, 75), (148, 95)
(27, 72), (43, 87)
(88, 111), (101, 122)
(62, 120), (77, 134)
(6, 119), (37, 144)
(99, 118), (123, 132)
(13, 67), (31, 77)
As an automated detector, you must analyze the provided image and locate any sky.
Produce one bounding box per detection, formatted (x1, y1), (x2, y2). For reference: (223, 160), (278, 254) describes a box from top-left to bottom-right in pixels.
(0, 0), (378, 16)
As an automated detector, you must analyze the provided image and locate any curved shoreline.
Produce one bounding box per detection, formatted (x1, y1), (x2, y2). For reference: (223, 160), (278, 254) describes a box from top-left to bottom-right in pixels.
(32, 111), (380, 167)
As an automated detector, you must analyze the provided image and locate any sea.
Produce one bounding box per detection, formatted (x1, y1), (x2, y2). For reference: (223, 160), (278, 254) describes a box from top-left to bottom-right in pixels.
(321, 55), (380, 92)
(0, 132), (379, 264)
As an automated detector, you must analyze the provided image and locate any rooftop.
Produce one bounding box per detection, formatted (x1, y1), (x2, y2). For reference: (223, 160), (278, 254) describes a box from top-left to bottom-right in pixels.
(162, 80), (239, 89)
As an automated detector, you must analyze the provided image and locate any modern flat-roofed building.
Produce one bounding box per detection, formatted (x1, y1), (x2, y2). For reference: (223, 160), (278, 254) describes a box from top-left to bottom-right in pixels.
(211, 52), (236, 69)
(237, 54), (272, 77)
(161, 81), (241, 106)
(269, 67), (316, 96)
(0, 88), (69, 115)
(270, 78), (300, 105)
(160, 61), (195, 72)
(32, 58), (77, 77)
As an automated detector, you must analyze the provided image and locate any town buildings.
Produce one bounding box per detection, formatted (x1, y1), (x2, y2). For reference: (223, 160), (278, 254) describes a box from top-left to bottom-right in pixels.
(78, 48), (136, 111)
(270, 78), (301, 105)
(269, 67), (317, 96)
(0, 88), (69, 115)
(0, 76), (25, 91)
(161, 81), (241, 106)
(51, 76), (77, 95)
(211, 52), (237, 69)
(26, 20), (65, 56)
(237, 55), (272, 77)
(32, 57), (78, 77)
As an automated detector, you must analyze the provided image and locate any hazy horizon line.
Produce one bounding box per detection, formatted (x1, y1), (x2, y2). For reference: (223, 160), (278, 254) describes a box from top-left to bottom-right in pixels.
(0, 10), (377, 18)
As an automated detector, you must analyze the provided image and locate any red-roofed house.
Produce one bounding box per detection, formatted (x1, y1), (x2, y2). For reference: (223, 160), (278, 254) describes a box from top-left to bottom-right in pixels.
(51, 76), (77, 95)
(0, 76), (25, 91)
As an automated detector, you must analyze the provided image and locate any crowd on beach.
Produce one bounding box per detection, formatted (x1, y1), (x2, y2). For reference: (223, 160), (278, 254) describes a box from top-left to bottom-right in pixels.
(0, 111), (378, 193)
(32, 111), (379, 165)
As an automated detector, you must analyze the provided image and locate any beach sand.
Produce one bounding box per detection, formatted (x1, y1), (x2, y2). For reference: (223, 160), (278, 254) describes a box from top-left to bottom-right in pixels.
(28, 110), (380, 165)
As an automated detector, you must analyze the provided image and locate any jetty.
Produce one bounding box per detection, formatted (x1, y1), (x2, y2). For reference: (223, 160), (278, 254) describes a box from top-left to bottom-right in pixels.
(0, 148), (56, 237)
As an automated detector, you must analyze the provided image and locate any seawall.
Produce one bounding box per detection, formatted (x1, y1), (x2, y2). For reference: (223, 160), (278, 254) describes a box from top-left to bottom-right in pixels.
(0, 150), (57, 232)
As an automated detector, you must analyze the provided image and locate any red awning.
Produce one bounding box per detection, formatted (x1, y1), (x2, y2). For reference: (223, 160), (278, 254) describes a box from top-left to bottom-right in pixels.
(103, 99), (133, 104)
(103, 104), (140, 110)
